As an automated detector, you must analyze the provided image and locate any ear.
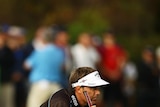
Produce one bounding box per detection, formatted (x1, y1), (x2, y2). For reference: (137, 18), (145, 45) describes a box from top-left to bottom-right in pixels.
(75, 86), (82, 93)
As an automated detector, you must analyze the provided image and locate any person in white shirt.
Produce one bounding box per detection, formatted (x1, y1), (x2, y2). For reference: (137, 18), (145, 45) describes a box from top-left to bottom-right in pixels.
(71, 32), (100, 68)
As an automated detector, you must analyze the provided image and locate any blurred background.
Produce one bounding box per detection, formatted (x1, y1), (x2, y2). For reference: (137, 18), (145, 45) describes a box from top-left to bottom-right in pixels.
(0, 0), (160, 54)
(0, 0), (160, 60)
(0, 0), (159, 107)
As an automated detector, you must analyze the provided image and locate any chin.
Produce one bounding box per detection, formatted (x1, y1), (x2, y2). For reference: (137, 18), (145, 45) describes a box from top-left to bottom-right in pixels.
(91, 100), (97, 105)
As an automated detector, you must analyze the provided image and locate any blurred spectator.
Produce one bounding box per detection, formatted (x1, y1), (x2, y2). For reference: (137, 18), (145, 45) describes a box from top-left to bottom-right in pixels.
(21, 26), (52, 107)
(7, 26), (26, 47)
(22, 25), (46, 78)
(51, 25), (73, 87)
(71, 32), (100, 68)
(0, 28), (16, 107)
(51, 25), (72, 73)
(24, 26), (65, 107)
(91, 34), (102, 48)
(137, 46), (159, 107)
(156, 47), (160, 87)
(122, 52), (138, 107)
(97, 30), (126, 107)
(6, 26), (27, 107)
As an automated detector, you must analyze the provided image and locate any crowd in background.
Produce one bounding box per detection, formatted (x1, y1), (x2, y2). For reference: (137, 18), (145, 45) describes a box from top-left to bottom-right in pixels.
(0, 25), (159, 107)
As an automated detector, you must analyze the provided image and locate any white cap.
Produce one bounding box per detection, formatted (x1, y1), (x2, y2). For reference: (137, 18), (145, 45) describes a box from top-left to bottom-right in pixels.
(72, 71), (109, 88)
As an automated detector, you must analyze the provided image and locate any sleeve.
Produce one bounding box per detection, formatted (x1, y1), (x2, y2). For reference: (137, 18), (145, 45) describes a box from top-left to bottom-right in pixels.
(51, 100), (69, 107)
(40, 99), (69, 107)
(25, 51), (37, 68)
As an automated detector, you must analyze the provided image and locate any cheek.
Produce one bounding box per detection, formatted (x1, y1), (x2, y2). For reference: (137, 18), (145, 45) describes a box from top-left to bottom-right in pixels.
(88, 91), (96, 99)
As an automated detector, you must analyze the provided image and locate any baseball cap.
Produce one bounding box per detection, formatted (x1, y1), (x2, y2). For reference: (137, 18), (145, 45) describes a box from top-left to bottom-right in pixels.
(72, 71), (109, 88)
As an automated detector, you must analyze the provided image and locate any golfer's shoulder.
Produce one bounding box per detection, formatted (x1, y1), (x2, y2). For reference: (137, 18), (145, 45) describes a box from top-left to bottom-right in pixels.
(50, 89), (70, 105)
(40, 89), (71, 107)
(52, 89), (70, 100)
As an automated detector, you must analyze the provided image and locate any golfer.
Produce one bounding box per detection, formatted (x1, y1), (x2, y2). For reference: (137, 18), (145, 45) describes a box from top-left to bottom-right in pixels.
(40, 67), (109, 107)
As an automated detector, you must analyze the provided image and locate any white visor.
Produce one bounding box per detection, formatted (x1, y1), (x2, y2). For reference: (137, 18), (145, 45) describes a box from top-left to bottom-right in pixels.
(72, 71), (109, 88)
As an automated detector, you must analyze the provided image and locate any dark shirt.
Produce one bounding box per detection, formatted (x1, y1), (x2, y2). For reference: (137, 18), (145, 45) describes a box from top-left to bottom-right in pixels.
(22, 42), (34, 60)
(0, 46), (15, 83)
(40, 89), (88, 107)
(137, 60), (159, 90)
(21, 42), (34, 78)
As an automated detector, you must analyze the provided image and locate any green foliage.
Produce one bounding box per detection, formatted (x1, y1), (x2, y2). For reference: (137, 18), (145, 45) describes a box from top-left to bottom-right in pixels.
(68, 9), (110, 43)
(116, 35), (160, 62)
(0, 0), (159, 62)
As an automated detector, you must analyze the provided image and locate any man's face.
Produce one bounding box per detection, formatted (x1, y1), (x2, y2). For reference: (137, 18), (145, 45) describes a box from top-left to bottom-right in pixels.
(56, 31), (69, 46)
(84, 87), (100, 105)
(76, 86), (101, 106)
(103, 34), (115, 46)
(79, 33), (92, 47)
